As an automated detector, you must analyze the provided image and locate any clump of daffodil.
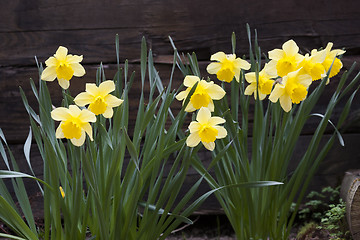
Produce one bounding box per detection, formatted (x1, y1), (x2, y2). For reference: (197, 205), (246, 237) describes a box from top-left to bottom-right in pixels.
(298, 49), (327, 81)
(322, 42), (346, 79)
(269, 69), (312, 112)
(74, 80), (123, 118)
(244, 63), (277, 100)
(41, 46), (85, 89)
(267, 39), (304, 77)
(186, 107), (227, 151)
(51, 105), (96, 146)
(206, 51), (251, 83)
(176, 75), (226, 112)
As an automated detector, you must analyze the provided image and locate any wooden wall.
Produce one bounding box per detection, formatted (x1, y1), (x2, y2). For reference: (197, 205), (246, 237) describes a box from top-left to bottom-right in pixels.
(1, 0), (360, 212)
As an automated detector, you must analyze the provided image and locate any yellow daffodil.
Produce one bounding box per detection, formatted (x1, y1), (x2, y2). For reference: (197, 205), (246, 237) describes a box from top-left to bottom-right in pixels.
(74, 80), (123, 118)
(206, 52), (251, 83)
(41, 46), (85, 89)
(298, 49), (327, 81)
(51, 105), (96, 146)
(269, 69), (312, 112)
(267, 40), (304, 77)
(244, 63), (276, 100)
(322, 42), (345, 79)
(186, 107), (227, 151)
(59, 186), (65, 198)
(176, 75), (226, 112)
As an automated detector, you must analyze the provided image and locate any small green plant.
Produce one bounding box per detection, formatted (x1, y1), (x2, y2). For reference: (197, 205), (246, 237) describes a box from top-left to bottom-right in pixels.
(318, 199), (351, 239)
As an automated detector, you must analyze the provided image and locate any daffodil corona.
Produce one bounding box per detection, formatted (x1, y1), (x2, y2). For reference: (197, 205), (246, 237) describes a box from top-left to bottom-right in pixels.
(322, 42), (345, 79)
(267, 40), (304, 77)
(41, 46), (86, 89)
(186, 107), (227, 151)
(244, 63), (276, 100)
(298, 49), (327, 81)
(74, 80), (124, 118)
(51, 105), (96, 146)
(176, 75), (226, 112)
(207, 52), (251, 83)
(269, 69), (312, 112)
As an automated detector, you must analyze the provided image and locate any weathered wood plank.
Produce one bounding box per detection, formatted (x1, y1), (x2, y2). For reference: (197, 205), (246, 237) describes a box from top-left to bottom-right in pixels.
(0, 0), (359, 66)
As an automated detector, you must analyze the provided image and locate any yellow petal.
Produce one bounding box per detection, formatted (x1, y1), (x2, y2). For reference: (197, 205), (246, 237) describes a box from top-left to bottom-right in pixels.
(206, 100), (214, 112)
(184, 102), (196, 112)
(85, 83), (99, 96)
(311, 49), (327, 63)
(58, 78), (70, 89)
(244, 83), (256, 96)
(82, 123), (93, 141)
(269, 84), (285, 103)
(206, 84), (226, 100)
(214, 126), (227, 138)
(264, 60), (278, 76)
(66, 55), (83, 64)
(79, 109), (96, 123)
(210, 52), (226, 62)
(245, 72), (256, 83)
(74, 92), (94, 106)
(103, 107), (114, 118)
(208, 116), (225, 126)
(55, 124), (65, 138)
(206, 62), (222, 75)
(234, 58), (251, 70)
(196, 107), (211, 123)
(186, 133), (201, 147)
(282, 40), (299, 57)
(41, 67), (57, 82)
(188, 122), (201, 132)
(279, 95), (292, 112)
(202, 141), (215, 151)
(99, 80), (116, 95)
(268, 49), (285, 61)
(104, 94), (123, 107)
(297, 74), (312, 87)
(70, 132), (86, 147)
(45, 57), (58, 67)
(54, 46), (68, 60)
(176, 90), (188, 101)
(71, 63), (86, 77)
(184, 75), (200, 87)
(68, 105), (82, 117)
(51, 107), (71, 121)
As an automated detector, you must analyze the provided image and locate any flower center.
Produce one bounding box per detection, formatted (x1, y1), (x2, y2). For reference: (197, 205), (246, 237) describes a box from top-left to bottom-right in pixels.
(56, 60), (74, 81)
(89, 96), (108, 115)
(258, 76), (273, 95)
(217, 59), (235, 82)
(285, 81), (308, 104)
(276, 57), (297, 77)
(190, 85), (211, 109)
(198, 123), (218, 143)
(61, 120), (82, 139)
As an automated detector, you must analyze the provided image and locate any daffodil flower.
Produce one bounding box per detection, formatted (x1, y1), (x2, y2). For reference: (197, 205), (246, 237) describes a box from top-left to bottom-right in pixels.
(74, 80), (124, 118)
(244, 63), (276, 100)
(206, 52), (251, 83)
(298, 49), (327, 81)
(267, 40), (304, 77)
(51, 105), (96, 146)
(269, 69), (312, 112)
(322, 42), (345, 79)
(176, 75), (226, 112)
(41, 46), (86, 89)
(186, 107), (227, 151)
